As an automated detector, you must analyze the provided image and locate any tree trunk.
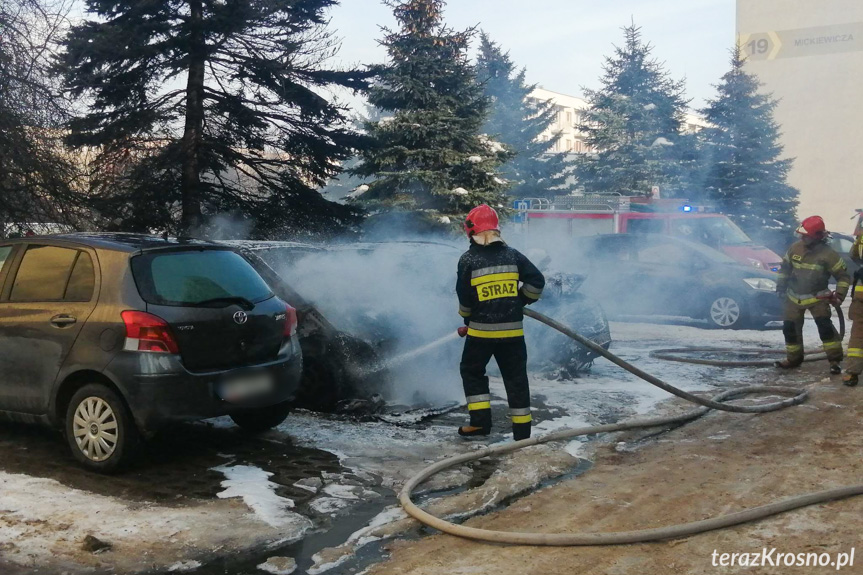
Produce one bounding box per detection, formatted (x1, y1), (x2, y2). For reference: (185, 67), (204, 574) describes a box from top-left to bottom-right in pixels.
(179, 0), (205, 236)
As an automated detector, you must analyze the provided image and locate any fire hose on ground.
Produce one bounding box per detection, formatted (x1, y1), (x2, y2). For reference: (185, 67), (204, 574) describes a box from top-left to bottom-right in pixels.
(650, 301), (845, 367)
(398, 306), (863, 546)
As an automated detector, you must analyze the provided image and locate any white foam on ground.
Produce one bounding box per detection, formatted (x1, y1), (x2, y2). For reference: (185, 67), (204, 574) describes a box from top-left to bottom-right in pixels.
(212, 464), (309, 530)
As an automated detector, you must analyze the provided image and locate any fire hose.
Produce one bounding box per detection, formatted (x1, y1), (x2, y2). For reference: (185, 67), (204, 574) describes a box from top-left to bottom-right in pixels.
(398, 307), (863, 546)
(651, 301), (846, 367)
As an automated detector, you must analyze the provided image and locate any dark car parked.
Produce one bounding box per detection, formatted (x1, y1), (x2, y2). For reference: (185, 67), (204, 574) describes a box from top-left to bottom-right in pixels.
(0, 233), (302, 471)
(569, 234), (782, 329)
(828, 232), (860, 277)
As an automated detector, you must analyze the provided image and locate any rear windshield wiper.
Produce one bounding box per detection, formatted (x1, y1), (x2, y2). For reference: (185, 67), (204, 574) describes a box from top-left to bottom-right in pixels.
(189, 296), (255, 310)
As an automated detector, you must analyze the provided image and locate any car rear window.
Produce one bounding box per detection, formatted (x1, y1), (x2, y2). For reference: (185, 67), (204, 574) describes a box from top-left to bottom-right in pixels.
(65, 252), (96, 301)
(10, 245), (95, 302)
(0, 246), (11, 272)
(131, 249), (274, 306)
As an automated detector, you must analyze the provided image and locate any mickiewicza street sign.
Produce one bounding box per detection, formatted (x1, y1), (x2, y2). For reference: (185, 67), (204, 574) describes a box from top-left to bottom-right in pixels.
(739, 22), (863, 61)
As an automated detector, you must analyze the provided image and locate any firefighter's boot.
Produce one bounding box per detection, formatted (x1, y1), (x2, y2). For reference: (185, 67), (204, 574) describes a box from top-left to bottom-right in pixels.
(774, 358), (803, 369)
(458, 408), (491, 438)
(830, 361), (842, 375)
(512, 422), (531, 441)
(844, 373), (859, 387)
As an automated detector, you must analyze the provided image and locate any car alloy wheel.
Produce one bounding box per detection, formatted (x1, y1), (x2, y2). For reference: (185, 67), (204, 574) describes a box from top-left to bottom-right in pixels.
(72, 397), (119, 462)
(710, 297), (741, 327)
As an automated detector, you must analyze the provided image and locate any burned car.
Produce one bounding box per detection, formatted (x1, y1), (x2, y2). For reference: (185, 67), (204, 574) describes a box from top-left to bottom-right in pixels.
(231, 240), (613, 409)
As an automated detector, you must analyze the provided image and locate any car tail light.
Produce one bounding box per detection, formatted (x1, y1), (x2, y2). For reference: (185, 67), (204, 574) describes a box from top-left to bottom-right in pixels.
(284, 304), (298, 338)
(121, 311), (180, 354)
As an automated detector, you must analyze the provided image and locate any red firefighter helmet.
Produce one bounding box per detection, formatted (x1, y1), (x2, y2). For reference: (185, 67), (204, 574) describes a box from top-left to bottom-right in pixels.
(796, 215), (827, 239)
(464, 204), (499, 238)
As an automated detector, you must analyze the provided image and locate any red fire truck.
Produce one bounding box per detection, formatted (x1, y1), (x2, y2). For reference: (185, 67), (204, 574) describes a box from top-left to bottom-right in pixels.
(512, 195), (783, 272)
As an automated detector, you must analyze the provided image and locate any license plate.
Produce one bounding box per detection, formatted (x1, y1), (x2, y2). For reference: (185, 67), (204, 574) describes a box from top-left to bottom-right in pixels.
(220, 371), (273, 402)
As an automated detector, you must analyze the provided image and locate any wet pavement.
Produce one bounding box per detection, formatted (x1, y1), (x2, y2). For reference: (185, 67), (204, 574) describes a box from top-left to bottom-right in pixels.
(0, 419), (343, 509)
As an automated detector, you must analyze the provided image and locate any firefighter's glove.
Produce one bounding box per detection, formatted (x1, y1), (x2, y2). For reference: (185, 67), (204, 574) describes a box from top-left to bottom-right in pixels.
(457, 326), (468, 338)
(832, 290), (845, 305)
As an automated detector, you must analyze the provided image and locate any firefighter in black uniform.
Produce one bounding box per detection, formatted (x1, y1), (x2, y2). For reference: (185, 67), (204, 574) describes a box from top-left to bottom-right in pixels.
(456, 204), (545, 441)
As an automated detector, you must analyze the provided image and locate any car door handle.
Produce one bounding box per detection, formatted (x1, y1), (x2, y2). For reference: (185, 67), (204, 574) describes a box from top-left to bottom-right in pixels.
(50, 315), (77, 327)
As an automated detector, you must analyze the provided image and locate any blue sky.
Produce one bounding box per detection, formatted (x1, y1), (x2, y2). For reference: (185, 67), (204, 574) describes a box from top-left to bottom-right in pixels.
(328, 0), (736, 110)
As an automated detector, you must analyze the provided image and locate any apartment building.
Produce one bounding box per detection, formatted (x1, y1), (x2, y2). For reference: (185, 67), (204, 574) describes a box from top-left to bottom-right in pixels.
(737, 0), (863, 233)
(529, 87), (708, 156)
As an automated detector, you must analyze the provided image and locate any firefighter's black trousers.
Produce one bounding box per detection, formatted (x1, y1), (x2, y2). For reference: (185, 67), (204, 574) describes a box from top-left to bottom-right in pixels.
(460, 336), (531, 440)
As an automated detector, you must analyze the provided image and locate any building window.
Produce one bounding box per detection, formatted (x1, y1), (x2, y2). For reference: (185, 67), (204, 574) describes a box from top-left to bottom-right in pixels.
(566, 111), (572, 125)
(565, 139), (572, 151)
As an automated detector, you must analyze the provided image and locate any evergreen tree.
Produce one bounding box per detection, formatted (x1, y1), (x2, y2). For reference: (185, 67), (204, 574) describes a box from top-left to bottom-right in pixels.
(699, 48), (798, 248)
(354, 0), (511, 224)
(59, 0), (368, 239)
(0, 0), (82, 230)
(475, 32), (570, 199)
(575, 23), (691, 197)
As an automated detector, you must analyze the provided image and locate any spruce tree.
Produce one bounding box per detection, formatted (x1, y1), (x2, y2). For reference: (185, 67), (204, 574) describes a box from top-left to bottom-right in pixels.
(353, 0), (511, 224)
(575, 23), (690, 197)
(475, 32), (570, 199)
(699, 48), (798, 248)
(59, 0), (367, 238)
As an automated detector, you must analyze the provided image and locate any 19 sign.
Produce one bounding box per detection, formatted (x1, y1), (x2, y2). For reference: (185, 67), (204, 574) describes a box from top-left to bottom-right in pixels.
(742, 33), (775, 60)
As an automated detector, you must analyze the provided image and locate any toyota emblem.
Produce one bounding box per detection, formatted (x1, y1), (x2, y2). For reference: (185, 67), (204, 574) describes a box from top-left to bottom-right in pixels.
(233, 311), (248, 325)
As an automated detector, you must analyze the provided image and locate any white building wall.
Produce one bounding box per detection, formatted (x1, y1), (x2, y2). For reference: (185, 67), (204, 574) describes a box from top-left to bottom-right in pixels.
(737, 0), (863, 234)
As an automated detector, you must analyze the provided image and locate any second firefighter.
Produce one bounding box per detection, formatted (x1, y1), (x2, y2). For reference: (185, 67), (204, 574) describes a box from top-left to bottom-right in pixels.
(775, 216), (850, 373)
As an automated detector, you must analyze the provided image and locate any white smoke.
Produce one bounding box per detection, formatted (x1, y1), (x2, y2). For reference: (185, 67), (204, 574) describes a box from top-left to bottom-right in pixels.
(267, 237), (469, 406)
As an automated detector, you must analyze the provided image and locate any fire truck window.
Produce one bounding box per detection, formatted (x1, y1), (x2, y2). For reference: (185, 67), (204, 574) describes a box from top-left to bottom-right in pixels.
(627, 219), (665, 234)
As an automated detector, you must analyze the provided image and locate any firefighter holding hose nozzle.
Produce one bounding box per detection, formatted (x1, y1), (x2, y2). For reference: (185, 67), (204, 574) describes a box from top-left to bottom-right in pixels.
(843, 233), (863, 386)
(455, 204), (545, 441)
(775, 216), (850, 373)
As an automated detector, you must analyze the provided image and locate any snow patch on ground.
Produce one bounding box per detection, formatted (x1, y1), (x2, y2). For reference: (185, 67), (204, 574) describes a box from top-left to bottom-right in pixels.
(212, 464), (310, 531)
(168, 560), (202, 572)
(0, 471), (300, 572)
(346, 506), (407, 546)
(310, 497), (353, 515)
(308, 552), (351, 575)
(257, 556), (297, 575)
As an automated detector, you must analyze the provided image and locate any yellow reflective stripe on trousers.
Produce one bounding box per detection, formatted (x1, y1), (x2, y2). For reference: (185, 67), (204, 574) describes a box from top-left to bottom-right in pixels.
(786, 344), (803, 352)
(467, 328), (524, 338)
(468, 401), (491, 411)
(848, 348), (863, 358)
(470, 272), (520, 286)
(822, 341), (842, 349)
(856, 285), (863, 293)
(511, 414), (532, 424)
(787, 293), (819, 306)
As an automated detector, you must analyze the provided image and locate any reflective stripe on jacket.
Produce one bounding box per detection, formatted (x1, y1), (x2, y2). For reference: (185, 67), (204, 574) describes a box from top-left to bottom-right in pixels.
(776, 239), (851, 304)
(456, 241), (545, 339)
